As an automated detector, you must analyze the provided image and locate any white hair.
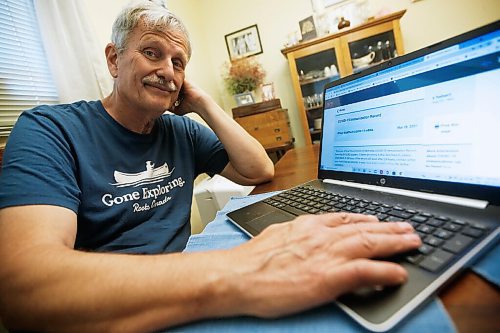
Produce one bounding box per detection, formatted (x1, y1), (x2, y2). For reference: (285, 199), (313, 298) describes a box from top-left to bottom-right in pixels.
(111, 0), (191, 59)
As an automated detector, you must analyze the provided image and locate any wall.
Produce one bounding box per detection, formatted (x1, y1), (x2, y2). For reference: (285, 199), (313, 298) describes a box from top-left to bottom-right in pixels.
(82, 0), (499, 147)
(171, 0), (313, 146)
(167, 0), (499, 147)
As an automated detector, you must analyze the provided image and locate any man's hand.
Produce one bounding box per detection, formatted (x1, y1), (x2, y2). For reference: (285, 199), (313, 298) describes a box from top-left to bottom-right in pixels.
(219, 212), (421, 318)
(169, 79), (210, 116)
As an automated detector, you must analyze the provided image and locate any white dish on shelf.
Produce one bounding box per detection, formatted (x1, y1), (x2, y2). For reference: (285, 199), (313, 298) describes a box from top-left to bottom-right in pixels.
(352, 51), (375, 68)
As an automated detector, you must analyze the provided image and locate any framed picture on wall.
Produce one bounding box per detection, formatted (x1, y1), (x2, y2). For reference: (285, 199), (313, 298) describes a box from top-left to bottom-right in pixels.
(225, 24), (263, 61)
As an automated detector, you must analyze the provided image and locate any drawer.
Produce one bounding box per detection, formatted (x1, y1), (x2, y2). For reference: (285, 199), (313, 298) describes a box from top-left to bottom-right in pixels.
(235, 109), (293, 148)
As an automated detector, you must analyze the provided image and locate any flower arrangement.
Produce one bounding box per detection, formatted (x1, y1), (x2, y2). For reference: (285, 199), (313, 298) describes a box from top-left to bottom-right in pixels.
(223, 57), (266, 95)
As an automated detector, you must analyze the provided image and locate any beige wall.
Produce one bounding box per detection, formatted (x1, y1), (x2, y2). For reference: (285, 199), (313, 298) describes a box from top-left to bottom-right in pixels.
(83, 0), (499, 147)
(180, 0), (499, 147)
(180, 0), (499, 146)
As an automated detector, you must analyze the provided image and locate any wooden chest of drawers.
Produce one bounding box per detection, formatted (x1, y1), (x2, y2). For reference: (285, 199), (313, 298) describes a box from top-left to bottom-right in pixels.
(232, 100), (293, 150)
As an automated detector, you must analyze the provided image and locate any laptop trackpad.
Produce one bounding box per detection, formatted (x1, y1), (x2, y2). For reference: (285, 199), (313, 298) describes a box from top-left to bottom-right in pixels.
(249, 210), (295, 234)
(227, 202), (296, 236)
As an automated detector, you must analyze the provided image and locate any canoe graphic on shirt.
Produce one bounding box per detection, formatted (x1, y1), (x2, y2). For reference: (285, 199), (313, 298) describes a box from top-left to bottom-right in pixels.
(111, 161), (174, 188)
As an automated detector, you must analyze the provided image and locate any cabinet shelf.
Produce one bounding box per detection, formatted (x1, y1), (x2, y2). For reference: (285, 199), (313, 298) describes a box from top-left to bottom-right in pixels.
(305, 105), (323, 112)
(309, 129), (322, 135)
(352, 59), (396, 73)
(299, 74), (340, 86)
(281, 10), (406, 145)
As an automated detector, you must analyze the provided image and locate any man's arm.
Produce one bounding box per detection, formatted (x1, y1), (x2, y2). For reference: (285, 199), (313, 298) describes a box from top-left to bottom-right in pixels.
(172, 80), (274, 185)
(0, 205), (421, 332)
(0, 205), (232, 332)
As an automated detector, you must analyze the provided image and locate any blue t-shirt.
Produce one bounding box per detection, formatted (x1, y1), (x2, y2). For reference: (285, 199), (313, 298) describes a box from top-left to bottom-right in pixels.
(0, 100), (229, 254)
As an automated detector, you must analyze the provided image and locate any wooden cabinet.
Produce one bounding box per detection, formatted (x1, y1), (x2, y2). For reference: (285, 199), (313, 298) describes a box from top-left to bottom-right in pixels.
(281, 10), (406, 145)
(232, 99), (294, 162)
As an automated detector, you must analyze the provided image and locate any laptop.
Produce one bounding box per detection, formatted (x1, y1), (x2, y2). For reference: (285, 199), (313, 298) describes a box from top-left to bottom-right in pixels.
(227, 21), (500, 332)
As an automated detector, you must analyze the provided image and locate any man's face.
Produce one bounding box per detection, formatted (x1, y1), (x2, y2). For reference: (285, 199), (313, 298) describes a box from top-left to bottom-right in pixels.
(112, 21), (189, 115)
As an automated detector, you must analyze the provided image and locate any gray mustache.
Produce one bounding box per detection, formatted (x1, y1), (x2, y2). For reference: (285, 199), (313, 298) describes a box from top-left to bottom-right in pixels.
(142, 76), (177, 92)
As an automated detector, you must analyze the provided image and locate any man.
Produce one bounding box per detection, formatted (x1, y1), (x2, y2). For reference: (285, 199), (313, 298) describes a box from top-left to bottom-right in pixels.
(0, 2), (421, 332)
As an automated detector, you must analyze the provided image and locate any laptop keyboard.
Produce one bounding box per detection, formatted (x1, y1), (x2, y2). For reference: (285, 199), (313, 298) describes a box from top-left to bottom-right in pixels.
(263, 185), (490, 273)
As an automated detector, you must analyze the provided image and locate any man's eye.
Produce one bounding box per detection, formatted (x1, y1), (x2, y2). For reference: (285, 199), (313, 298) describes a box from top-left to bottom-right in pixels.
(173, 59), (184, 69)
(143, 49), (158, 58)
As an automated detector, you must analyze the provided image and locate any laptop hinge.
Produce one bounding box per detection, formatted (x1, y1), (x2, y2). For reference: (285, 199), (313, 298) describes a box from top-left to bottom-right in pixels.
(323, 179), (488, 209)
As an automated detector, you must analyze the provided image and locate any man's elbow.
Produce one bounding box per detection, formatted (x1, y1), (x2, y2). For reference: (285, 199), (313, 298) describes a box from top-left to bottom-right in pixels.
(221, 160), (274, 185)
(261, 163), (275, 182)
(249, 162), (274, 185)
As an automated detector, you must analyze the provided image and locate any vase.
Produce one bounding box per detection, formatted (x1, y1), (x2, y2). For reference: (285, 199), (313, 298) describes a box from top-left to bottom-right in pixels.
(337, 17), (350, 30)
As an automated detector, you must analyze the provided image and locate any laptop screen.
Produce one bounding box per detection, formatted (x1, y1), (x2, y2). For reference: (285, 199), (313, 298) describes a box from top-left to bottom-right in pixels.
(319, 24), (500, 201)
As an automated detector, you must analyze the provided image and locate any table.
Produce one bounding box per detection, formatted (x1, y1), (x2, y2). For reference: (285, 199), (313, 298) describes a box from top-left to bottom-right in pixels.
(251, 144), (500, 333)
(264, 141), (294, 163)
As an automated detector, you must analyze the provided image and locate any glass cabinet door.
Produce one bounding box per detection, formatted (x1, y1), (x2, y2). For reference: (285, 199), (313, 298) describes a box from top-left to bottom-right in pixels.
(282, 10), (405, 146)
(295, 48), (340, 142)
(348, 31), (397, 73)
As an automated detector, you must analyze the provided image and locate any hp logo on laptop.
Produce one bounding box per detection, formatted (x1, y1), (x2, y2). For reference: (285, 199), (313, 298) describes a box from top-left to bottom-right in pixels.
(380, 178), (386, 185)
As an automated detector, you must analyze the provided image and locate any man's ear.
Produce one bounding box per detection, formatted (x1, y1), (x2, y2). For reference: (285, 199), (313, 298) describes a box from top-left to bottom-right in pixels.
(105, 43), (119, 78)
